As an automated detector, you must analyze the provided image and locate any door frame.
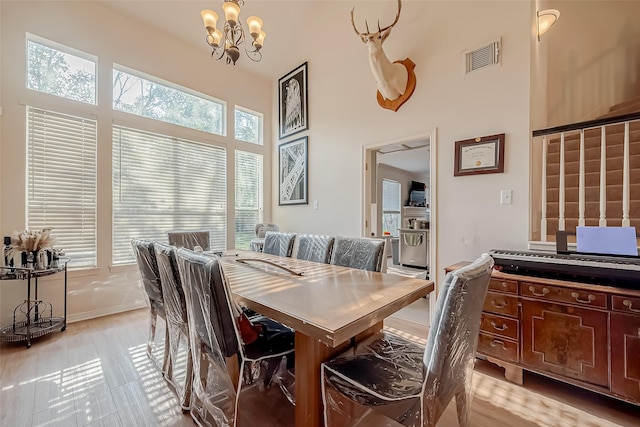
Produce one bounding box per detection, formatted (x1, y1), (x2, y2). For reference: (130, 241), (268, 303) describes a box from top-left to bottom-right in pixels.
(361, 128), (438, 319)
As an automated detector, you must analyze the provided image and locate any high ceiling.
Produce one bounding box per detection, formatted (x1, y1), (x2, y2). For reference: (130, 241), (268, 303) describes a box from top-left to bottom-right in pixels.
(100, 0), (408, 81)
(100, 0), (320, 80)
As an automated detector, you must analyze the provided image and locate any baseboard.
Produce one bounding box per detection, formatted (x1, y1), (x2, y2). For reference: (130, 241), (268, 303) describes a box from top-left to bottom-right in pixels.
(67, 302), (147, 323)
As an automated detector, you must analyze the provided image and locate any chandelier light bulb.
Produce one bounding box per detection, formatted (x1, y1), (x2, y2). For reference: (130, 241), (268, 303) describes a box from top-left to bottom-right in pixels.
(222, 1), (240, 27)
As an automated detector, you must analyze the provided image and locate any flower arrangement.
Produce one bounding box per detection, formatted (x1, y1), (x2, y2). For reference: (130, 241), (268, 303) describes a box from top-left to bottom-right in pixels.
(10, 228), (56, 252)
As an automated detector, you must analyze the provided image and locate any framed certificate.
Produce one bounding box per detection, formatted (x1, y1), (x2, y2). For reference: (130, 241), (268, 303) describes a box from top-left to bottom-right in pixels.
(454, 133), (505, 176)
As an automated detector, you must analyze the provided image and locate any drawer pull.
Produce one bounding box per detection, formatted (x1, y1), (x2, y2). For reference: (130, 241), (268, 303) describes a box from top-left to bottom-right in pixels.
(571, 292), (596, 304)
(491, 300), (508, 309)
(528, 286), (549, 297)
(623, 299), (640, 313)
(491, 321), (508, 331)
(490, 339), (507, 351)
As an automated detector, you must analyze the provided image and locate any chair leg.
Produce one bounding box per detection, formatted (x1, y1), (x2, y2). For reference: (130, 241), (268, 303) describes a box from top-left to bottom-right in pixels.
(147, 308), (157, 360)
(182, 342), (194, 412)
(161, 323), (171, 377)
(455, 388), (472, 427)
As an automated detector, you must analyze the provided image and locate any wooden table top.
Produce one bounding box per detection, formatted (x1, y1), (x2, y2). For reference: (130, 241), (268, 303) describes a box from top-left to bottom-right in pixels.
(219, 250), (434, 347)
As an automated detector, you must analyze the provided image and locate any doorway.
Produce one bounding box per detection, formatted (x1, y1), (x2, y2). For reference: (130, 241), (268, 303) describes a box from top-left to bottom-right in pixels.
(362, 129), (438, 319)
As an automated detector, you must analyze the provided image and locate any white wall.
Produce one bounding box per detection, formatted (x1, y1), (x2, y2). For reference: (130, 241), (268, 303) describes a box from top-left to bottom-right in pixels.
(272, 1), (532, 284)
(0, 1), (273, 325)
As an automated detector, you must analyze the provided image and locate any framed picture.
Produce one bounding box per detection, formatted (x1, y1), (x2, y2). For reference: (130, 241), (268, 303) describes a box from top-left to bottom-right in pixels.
(279, 136), (308, 205)
(278, 62), (308, 139)
(454, 133), (505, 176)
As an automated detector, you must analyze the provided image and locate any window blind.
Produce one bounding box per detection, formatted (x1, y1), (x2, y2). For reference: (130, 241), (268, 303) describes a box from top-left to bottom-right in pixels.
(382, 179), (401, 236)
(27, 107), (97, 268)
(235, 150), (263, 250)
(112, 126), (227, 264)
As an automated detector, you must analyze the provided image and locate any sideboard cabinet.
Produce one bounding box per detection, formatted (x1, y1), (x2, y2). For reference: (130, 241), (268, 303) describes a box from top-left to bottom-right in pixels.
(446, 262), (640, 405)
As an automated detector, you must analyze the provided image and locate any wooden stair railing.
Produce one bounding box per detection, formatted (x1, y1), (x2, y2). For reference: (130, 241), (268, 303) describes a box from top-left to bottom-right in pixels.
(533, 96), (640, 243)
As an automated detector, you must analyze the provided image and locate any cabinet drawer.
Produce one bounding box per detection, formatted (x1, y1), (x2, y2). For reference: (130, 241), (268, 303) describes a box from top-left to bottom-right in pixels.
(612, 295), (640, 315)
(480, 312), (519, 340)
(477, 332), (518, 364)
(489, 278), (518, 294)
(521, 282), (607, 309)
(483, 291), (519, 317)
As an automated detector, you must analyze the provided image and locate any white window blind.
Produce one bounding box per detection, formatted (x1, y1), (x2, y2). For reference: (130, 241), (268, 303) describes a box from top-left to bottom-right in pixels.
(27, 107), (97, 268)
(382, 179), (401, 237)
(112, 126), (227, 264)
(235, 150), (263, 250)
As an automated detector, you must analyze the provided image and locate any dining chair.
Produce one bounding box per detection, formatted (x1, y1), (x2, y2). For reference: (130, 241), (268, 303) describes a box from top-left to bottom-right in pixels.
(131, 239), (170, 374)
(168, 230), (210, 251)
(250, 223), (280, 252)
(262, 231), (296, 257)
(321, 253), (494, 427)
(153, 242), (193, 411)
(329, 236), (386, 272)
(294, 234), (335, 264)
(175, 248), (296, 427)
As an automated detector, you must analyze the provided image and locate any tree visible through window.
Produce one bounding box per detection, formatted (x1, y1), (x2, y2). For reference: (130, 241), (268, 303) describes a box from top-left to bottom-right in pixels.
(27, 37), (96, 104)
(113, 67), (225, 135)
(235, 107), (262, 145)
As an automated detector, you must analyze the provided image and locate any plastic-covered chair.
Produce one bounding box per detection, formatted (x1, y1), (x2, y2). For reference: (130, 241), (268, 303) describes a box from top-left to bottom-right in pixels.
(250, 224), (280, 252)
(329, 236), (386, 272)
(131, 239), (170, 374)
(294, 234), (335, 264)
(175, 248), (296, 427)
(321, 253), (494, 427)
(168, 230), (210, 251)
(255, 223), (279, 238)
(153, 242), (193, 411)
(262, 231), (296, 257)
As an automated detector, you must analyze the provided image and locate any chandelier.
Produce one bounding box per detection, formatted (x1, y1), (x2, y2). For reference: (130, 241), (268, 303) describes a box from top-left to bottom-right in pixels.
(200, 0), (265, 65)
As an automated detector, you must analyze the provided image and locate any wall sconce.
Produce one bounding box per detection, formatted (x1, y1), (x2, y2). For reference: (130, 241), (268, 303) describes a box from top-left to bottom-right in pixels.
(537, 9), (560, 41)
(201, 0), (265, 65)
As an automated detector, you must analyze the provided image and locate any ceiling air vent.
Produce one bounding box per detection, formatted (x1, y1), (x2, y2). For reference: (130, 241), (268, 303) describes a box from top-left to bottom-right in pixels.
(464, 39), (501, 75)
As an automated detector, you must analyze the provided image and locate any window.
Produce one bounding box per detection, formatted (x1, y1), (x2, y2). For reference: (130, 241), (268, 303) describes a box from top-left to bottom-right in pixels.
(27, 107), (98, 268)
(112, 126), (227, 264)
(26, 36), (96, 104)
(235, 151), (263, 249)
(113, 66), (225, 135)
(234, 106), (263, 145)
(382, 179), (401, 237)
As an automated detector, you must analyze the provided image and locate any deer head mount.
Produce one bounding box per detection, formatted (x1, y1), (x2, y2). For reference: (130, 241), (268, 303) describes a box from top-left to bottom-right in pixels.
(351, 0), (416, 111)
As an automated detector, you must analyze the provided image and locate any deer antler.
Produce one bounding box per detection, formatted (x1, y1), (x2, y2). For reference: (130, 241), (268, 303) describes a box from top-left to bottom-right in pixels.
(351, 0), (402, 36)
(379, 0), (402, 33)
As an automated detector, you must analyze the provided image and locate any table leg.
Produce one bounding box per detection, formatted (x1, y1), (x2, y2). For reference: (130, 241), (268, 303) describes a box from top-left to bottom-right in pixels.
(294, 322), (383, 427)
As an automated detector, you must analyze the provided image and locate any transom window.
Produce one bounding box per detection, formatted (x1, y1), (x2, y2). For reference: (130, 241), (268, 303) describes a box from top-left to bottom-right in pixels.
(26, 35), (97, 104)
(235, 106), (263, 145)
(113, 66), (225, 135)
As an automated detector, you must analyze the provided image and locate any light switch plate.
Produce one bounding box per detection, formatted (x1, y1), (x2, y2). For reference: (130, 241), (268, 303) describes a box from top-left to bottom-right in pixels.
(313, 200), (318, 210)
(500, 190), (512, 205)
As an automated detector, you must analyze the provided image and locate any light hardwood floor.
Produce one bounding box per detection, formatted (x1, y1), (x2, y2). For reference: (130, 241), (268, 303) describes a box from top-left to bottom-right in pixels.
(1, 308), (639, 426)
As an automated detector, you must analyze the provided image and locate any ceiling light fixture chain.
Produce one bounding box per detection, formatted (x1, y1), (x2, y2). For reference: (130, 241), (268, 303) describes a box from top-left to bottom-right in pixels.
(201, 0), (265, 65)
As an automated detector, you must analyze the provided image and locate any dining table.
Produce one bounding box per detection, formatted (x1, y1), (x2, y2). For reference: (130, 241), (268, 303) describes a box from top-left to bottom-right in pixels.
(218, 250), (434, 427)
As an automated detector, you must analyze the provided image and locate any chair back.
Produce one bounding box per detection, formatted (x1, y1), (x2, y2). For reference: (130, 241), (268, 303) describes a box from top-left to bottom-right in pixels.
(168, 230), (210, 251)
(422, 253), (494, 404)
(176, 248), (239, 358)
(330, 236), (386, 272)
(295, 234), (335, 264)
(262, 231), (296, 257)
(154, 242), (187, 324)
(255, 223), (279, 238)
(131, 239), (163, 312)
